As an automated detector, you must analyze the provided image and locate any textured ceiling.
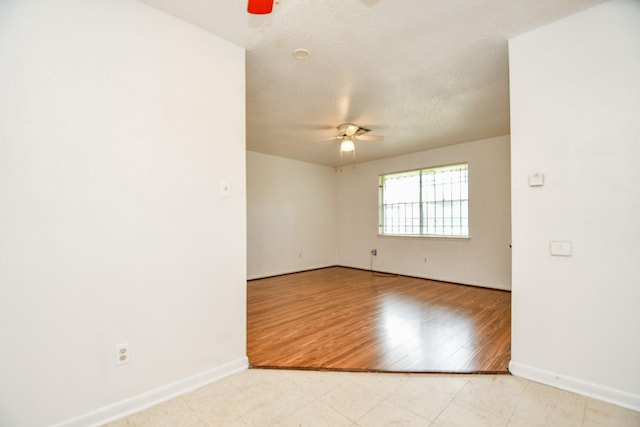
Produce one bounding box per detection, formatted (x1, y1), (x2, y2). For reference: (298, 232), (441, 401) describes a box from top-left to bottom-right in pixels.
(139, 0), (605, 167)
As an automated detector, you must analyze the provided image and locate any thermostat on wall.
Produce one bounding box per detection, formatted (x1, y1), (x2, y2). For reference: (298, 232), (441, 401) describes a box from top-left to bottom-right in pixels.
(528, 173), (544, 187)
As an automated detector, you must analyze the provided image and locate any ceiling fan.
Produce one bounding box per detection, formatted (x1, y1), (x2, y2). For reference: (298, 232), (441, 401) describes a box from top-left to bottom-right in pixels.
(335, 123), (384, 152)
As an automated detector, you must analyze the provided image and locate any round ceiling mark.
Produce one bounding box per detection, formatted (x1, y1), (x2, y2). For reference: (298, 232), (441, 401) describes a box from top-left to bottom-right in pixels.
(293, 48), (311, 60)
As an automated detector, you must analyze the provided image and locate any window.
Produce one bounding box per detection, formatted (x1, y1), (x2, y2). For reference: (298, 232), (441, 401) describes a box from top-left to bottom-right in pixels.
(379, 163), (468, 237)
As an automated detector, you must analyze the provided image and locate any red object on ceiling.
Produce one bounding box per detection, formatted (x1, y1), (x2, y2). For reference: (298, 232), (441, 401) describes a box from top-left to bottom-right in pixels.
(248, 0), (274, 14)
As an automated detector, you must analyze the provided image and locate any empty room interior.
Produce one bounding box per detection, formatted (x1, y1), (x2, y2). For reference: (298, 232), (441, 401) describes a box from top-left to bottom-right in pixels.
(1, 0), (639, 426)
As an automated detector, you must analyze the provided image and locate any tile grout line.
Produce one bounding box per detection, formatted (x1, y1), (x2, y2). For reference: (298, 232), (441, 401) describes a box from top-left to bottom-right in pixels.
(504, 379), (529, 427)
(579, 395), (588, 427)
(349, 374), (413, 425)
(428, 376), (473, 426)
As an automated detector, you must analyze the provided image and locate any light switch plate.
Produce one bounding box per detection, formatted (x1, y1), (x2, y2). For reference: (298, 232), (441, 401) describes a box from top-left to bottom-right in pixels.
(550, 241), (572, 256)
(529, 173), (544, 187)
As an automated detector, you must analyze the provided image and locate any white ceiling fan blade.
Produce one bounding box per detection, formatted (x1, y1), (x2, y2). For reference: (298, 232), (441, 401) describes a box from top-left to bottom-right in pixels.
(313, 136), (341, 143)
(357, 134), (384, 142)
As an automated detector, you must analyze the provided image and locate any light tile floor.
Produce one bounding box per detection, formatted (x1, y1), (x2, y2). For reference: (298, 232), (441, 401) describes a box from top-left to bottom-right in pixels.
(102, 369), (640, 427)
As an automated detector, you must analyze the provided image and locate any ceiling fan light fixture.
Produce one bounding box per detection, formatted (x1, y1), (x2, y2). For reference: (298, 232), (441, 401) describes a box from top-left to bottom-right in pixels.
(340, 138), (355, 152)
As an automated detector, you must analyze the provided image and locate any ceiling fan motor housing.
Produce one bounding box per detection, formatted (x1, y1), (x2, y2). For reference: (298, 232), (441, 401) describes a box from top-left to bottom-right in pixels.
(337, 123), (370, 137)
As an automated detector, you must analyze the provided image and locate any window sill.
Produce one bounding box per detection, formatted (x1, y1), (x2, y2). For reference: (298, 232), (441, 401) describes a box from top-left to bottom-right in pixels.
(377, 233), (470, 240)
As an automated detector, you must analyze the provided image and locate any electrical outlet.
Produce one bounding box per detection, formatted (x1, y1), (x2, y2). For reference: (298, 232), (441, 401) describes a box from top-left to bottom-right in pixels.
(371, 249), (377, 256)
(115, 343), (129, 366)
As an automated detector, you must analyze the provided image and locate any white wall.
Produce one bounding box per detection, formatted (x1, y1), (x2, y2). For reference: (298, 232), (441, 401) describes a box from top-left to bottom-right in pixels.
(509, 0), (640, 410)
(336, 136), (512, 290)
(0, 1), (247, 426)
(247, 151), (337, 279)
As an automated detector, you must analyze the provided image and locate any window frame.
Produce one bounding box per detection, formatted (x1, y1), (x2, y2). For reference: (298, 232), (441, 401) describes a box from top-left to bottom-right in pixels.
(377, 162), (470, 239)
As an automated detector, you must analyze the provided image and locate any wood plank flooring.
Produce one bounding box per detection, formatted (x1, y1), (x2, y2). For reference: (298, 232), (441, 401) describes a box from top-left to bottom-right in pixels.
(247, 266), (511, 373)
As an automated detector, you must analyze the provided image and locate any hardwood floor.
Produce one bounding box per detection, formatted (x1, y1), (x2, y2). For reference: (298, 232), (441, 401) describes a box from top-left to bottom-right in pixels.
(247, 266), (511, 373)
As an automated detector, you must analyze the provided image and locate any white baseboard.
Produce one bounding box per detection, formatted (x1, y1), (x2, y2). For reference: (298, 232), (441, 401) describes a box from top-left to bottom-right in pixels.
(52, 356), (249, 427)
(509, 360), (640, 412)
(247, 264), (335, 280)
(248, 264), (511, 291)
(343, 263), (511, 291)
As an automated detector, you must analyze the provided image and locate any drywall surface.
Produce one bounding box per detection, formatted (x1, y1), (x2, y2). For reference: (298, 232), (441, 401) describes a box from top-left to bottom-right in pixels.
(336, 135), (512, 290)
(247, 151), (337, 279)
(0, 1), (247, 426)
(509, 0), (640, 410)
